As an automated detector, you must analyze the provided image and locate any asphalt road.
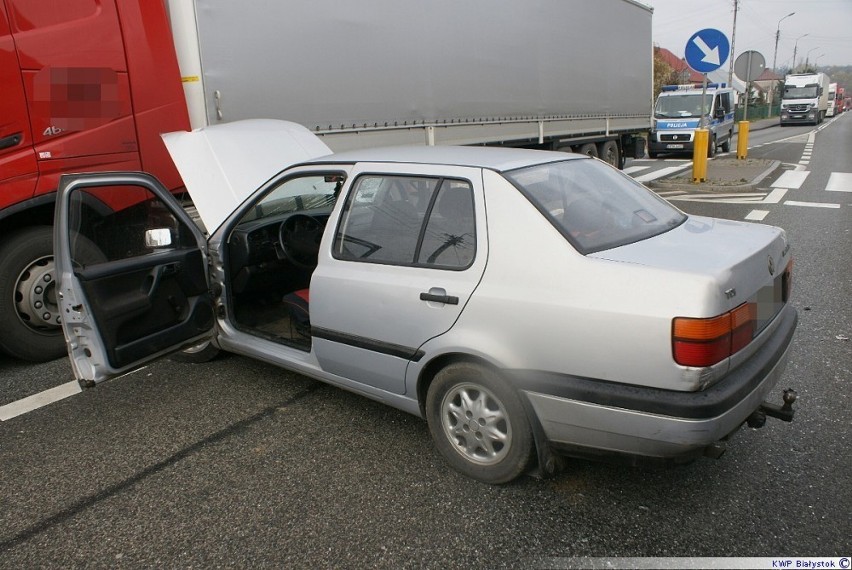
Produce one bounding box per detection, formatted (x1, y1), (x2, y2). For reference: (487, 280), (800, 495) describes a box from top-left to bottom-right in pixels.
(1, 116), (850, 568)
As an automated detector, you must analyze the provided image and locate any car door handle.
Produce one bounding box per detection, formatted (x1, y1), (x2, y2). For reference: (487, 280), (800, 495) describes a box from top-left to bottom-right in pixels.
(0, 132), (23, 151)
(419, 292), (459, 305)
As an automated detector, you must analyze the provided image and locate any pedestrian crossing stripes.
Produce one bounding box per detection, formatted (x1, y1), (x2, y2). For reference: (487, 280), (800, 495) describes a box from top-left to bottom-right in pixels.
(772, 171), (809, 189)
(826, 173), (852, 193)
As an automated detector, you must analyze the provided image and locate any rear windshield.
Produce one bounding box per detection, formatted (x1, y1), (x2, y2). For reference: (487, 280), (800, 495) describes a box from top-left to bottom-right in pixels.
(503, 158), (686, 254)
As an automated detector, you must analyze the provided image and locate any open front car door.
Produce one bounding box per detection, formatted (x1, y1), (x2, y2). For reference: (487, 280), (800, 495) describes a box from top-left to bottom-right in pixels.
(54, 172), (214, 386)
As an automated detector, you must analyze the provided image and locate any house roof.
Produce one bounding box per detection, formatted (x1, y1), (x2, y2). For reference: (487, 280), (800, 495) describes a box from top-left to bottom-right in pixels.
(755, 69), (784, 81)
(655, 47), (704, 83)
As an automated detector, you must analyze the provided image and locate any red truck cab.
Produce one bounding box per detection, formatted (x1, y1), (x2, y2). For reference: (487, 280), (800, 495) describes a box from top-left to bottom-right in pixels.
(0, 0), (189, 361)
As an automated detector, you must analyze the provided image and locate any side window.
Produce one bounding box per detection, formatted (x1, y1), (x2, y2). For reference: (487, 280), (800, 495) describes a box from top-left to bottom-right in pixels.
(334, 175), (475, 269)
(417, 180), (475, 268)
(68, 184), (196, 268)
(721, 93), (731, 114)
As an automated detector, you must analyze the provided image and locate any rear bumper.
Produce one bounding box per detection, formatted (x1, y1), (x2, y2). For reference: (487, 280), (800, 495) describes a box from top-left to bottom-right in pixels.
(518, 304), (798, 458)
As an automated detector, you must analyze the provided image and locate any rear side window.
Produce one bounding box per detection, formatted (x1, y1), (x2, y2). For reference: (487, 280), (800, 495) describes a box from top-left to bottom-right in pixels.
(504, 158), (686, 254)
(333, 175), (475, 269)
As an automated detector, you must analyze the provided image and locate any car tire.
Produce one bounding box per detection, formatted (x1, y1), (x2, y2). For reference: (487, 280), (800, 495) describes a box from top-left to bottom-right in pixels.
(426, 361), (534, 484)
(648, 150), (660, 159)
(707, 135), (717, 158)
(170, 340), (221, 363)
(577, 143), (598, 158)
(0, 227), (103, 361)
(597, 140), (620, 167)
(721, 132), (731, 153)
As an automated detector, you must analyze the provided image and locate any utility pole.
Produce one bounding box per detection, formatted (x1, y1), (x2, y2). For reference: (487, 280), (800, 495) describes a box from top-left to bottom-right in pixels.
(728, 0), (739, 86)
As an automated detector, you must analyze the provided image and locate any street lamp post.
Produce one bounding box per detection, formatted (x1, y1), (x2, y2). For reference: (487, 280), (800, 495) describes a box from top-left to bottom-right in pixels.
(769, 12), (795, 119)
(814, 54), (825, 69)
(793, 33), (809, 72)
(805, 47), (820, 69)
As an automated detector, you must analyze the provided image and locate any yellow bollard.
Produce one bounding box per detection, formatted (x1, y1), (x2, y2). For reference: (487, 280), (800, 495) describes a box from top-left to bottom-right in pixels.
(692, 129), (708, 183)
(737, 121), (749, 159)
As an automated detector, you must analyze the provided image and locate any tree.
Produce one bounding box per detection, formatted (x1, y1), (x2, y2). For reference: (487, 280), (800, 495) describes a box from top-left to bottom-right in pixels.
(653, 48), (675, 99)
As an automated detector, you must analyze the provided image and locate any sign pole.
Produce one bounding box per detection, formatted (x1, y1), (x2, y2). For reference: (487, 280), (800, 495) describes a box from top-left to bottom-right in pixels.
(700, 74), (708, 128)
(743, 51), (752, 121)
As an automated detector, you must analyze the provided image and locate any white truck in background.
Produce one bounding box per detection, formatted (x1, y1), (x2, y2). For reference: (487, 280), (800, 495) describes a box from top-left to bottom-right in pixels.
(826, 83), (839, 117)
(780, 72), (831, 125)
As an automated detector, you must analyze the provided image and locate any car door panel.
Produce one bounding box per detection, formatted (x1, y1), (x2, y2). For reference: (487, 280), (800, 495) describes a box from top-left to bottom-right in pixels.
(311, 164), (487, 395)
(55, 171), (212, 384)
(75, 248), (213, 368)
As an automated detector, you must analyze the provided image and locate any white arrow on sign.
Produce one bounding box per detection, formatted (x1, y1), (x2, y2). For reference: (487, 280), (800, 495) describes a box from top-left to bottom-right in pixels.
(693, 35), (721, 66)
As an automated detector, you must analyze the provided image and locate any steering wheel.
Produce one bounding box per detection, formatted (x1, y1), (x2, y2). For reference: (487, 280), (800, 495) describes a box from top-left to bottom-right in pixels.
(278, 214), (324, 269)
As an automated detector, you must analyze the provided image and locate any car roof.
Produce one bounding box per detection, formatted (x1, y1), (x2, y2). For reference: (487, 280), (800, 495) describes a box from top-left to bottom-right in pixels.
(306, 145), (586, 173)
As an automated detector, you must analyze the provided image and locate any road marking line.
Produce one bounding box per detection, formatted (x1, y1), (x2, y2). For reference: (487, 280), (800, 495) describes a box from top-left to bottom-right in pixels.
(0, 381), (82, 421)
(772, 171), (809, 189)
(623, 165), (650, 174)
(745, 210), (769, 221)
(785, 200), (841, 209)
(656, 190), (687, 197)
(669, 194), (765, 204)
(826, 172), (852, 193)
(763, 188), (788, 203)
(799, 161), (810, 165)
(635, 164), (692, 183)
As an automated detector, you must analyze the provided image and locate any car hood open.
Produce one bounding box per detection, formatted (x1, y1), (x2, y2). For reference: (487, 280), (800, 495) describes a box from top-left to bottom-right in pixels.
(162, 119), (332, 233)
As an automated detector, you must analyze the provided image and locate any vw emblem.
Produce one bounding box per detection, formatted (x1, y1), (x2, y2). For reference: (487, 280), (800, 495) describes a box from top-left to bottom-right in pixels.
(768, 255), (775, 276)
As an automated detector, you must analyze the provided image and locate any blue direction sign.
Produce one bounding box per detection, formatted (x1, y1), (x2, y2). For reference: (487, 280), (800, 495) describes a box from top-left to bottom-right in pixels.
(684, 28), (730, 73)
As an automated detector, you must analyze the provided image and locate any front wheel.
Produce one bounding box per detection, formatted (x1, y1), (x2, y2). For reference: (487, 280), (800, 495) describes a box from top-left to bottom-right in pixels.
(707, 135), (717, 158)
(0, 227), (105, 361)
(720, 132), (732, 153)
(426, 362), (534, 484)
(0, 227), (67, 361)
(170, 340), (221, 363)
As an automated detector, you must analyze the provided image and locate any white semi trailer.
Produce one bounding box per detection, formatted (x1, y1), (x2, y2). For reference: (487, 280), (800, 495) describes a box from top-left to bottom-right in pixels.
(168, 0), (653, 167)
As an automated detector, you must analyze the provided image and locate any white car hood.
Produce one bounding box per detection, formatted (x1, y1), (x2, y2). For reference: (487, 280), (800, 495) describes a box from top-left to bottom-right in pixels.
(162, 119), (332, 233)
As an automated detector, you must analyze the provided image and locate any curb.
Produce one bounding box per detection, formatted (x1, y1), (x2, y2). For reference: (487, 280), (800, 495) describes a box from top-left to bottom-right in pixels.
(647, 159), (780, 193)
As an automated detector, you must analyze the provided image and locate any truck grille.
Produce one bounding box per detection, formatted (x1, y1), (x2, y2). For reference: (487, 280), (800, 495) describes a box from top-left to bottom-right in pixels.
(661, 134), (690, 142)
(786, 104), (809, 112)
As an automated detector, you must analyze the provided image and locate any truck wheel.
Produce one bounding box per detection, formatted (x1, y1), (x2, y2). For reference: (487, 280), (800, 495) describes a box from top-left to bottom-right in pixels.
(577, 143), (598, 158)
(426, 362), (534, 484)
(598, 140), (620, 167)
(721, 132), (731, 153)
(0, 227), (102, 362)
(707, 135), (717, 158)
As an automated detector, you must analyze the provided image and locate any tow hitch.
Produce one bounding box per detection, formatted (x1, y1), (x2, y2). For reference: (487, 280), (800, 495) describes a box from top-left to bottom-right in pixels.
(747, 388), (798, 428)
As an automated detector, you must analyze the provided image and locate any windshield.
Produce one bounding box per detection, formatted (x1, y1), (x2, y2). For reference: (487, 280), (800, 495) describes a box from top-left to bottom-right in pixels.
(503, 159), (686, 254)
(783, 85), (818, 99)
(655, 94), (707, 117)
(237, 175), (341, 224)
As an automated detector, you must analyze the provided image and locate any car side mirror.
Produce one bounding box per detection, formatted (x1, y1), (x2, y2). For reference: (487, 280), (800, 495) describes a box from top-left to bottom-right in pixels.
(145, 228), (173, 248)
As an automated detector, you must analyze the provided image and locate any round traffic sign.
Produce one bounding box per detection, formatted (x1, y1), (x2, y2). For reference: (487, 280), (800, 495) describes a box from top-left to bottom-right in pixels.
(685, 28), (730, 73)
(734, 50), (766, 82)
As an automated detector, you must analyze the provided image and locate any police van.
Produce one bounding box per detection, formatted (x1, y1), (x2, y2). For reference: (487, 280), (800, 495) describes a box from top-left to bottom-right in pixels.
(649, 84), (736, 158)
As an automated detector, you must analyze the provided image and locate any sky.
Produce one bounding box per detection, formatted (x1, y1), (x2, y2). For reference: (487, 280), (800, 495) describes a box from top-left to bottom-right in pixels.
(641, 0), (852, 69)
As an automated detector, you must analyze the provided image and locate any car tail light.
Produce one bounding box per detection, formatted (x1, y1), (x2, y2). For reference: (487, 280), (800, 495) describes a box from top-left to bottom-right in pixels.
(672, 302), (757, 367)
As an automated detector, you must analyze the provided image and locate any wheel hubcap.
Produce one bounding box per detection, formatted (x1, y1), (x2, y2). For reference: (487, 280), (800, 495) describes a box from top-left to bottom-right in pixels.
(14, 255), (61, 331)
(441, 383), (511, 465)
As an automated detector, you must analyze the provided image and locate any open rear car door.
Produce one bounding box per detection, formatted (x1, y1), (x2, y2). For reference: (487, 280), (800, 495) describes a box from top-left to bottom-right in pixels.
(54, 172), (214, 386)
